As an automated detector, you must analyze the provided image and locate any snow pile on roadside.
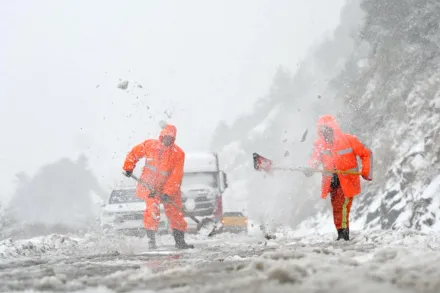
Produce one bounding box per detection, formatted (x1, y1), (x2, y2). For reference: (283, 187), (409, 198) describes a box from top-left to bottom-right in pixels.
(0, 234), (80, 259)
(247, 246), (440, 293)
(114, 229), (440, 293)
(1, 229), (440, 292)
(0, 229), (261, 261)
(242, 229), (440, 293)
(0, 232), (145, 260)
(79, 233), (151, 255)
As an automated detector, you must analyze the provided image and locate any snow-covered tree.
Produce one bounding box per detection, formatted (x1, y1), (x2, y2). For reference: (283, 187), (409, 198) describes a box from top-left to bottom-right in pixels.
(5, 154), (107, 238)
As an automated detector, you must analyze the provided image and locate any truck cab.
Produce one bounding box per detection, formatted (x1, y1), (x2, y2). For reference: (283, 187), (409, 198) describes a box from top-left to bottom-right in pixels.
(180, 152), (228, 232)
(100, 152), (228, 235)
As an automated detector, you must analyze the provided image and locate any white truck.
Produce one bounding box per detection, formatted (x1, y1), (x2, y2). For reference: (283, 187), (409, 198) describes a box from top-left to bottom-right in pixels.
(100, 152), (228, 236)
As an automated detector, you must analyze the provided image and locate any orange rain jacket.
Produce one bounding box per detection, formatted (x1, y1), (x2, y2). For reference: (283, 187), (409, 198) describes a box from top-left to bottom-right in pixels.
(122, 124), (185, 200)
(309, 115), (372, 199)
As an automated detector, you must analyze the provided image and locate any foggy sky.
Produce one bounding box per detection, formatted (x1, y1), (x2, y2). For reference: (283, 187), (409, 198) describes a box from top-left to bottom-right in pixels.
(0, 0), (346, 202)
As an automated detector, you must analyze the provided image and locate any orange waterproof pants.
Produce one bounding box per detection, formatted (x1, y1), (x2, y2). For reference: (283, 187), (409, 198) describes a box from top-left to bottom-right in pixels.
(144, 196), (187, 232)
(330, 187), (353, 230)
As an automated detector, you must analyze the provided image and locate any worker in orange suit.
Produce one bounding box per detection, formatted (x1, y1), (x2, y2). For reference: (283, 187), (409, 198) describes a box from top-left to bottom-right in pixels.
(122, 123), (193, 249)
(304, 115), (372, 241)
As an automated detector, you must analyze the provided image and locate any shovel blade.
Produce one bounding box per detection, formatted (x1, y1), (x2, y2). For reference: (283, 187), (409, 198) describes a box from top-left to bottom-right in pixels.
(197, 218), (215, 232)
(253, 153), (273, 172)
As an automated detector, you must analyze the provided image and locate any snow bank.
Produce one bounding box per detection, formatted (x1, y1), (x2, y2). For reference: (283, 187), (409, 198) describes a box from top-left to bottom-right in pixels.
(2, 229), (440, 292)
(0, 229), (255, 262)
(0, 234), (80, 259)
(0, 232), (151, 260)
(241, 229), (440, 293)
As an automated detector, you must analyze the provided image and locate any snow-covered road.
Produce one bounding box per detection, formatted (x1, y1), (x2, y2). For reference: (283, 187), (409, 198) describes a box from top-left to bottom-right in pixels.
(1, 229), (440, 293)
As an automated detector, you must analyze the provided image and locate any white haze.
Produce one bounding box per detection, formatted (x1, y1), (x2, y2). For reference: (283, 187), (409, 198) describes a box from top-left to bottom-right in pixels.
(1, 0), (347, 235)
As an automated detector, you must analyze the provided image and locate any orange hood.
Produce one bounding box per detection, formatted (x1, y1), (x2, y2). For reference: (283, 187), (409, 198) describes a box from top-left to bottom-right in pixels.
(159, 124), (177, 144)
(316, 114), (342, 139)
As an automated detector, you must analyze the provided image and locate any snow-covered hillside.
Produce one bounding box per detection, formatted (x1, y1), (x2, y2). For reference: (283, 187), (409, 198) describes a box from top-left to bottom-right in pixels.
(212, 0), (440, 233)
(212, 0), (365, 231)
(336, 0), (440, 231)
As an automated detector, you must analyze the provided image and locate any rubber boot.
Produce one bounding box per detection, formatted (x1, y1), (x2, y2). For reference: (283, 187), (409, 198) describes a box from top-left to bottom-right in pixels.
(336, 229), (344, 241)
(146, 230), (157, 249)
(343, 228), (350, 241)
(336, 229), (350, 241)
(172, 229), (194, 249)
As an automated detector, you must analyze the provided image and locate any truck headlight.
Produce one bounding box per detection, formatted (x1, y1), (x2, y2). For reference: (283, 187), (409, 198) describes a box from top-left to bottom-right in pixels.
(185, 198), (196, 211)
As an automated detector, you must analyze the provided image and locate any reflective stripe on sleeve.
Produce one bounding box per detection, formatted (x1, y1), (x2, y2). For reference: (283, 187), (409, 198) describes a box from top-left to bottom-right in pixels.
(337, 148), (353, 155)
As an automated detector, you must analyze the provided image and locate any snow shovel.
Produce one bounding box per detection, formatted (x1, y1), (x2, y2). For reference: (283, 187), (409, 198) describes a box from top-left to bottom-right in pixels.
(253, 152), (362, 176)
(125, 173), (215, 233)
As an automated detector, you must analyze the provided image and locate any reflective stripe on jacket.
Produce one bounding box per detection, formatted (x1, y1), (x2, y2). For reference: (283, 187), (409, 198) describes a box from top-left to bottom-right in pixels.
(309, 115), (372, 199)
(123, 124), (185, 200)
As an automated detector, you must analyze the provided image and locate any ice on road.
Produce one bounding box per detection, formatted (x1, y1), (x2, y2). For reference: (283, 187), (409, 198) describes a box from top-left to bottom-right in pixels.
(1, 229), (440, 293)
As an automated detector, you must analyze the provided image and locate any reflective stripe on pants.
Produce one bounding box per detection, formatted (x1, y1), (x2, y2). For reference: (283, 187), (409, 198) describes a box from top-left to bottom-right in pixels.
(330, 187), (353, 230)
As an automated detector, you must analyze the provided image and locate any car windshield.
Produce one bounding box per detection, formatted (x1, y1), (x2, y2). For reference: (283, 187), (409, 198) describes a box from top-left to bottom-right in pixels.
(109, 189), (143, 204)
(182, 172), (218, 188)
(223, 212), (244, 217)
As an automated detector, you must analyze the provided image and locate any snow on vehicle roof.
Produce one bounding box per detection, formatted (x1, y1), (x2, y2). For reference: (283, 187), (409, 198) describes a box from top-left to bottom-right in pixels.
(184, 152), (218, 173)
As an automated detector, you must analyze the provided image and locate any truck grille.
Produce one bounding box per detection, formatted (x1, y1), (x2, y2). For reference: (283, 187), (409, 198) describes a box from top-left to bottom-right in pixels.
(182, 190), (216, 217)
(119, 213), (144, 221)
(194, 196), (209, 202)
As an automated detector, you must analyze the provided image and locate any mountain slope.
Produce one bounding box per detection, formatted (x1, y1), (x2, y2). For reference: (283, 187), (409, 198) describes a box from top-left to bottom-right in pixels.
(211, 0), (365, 231)
(212, 0), (440, 233)
(335, 0), (440, 230)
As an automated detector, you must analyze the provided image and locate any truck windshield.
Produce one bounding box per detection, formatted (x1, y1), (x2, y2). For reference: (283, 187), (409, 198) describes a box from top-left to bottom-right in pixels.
(109, 189), (143, 204)
(182, 172), (218, 188)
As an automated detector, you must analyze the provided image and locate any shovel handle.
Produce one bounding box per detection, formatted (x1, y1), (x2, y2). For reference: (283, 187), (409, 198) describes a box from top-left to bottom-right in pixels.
(273, 167), (361, 176)
(167, 200), (201, 225)
(253, 153), (362, 176)
(125, 172), (201, 225)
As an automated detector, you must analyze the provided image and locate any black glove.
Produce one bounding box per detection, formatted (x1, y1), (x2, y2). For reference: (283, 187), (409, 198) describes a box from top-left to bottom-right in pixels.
(123, 170), (133, 177)
(160, 194), (172, 204)
(148, 191), (157, 198)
